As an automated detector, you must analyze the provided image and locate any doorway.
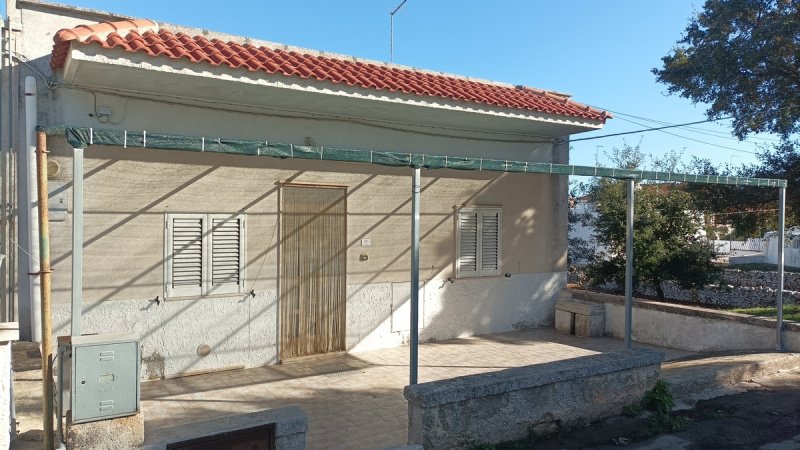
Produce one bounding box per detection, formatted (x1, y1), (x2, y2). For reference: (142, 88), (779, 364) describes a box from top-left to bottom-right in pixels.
(280, 185), (347, 359)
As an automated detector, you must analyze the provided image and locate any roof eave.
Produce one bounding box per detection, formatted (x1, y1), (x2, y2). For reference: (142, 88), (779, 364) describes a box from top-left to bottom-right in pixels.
(64, 47), (606, 135)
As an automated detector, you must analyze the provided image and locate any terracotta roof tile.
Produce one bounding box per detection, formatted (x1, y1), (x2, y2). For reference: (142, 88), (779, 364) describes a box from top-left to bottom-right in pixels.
(50, 19), (611, 123)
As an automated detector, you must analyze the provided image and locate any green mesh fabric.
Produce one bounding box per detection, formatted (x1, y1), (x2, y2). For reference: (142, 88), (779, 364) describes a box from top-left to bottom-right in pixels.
(38, 125), (786, 188)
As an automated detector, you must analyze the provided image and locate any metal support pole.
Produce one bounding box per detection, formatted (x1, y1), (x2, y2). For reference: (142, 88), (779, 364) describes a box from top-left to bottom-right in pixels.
(6, 22), (16, 324)
(36, 131), (54, 450)
(625, 179), (634, 349)
(0, 21), (6, 323)
(410, 166), (420, 385)
(389, 0), (407, 62)
(71, 148), (83, 336)
(777, 186), (786, 351)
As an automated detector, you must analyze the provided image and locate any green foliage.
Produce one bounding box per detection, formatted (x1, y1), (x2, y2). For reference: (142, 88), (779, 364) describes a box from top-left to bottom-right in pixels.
(643, 380), (675, 416)
(642, 380), (693, 432)
(586, 178), (720, 299)
(654, 0), (800, 140)
(730, 304), (800, 322)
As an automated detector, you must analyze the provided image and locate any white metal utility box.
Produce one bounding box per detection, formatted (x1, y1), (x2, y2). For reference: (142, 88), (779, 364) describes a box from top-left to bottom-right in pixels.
(59, 333), (140, 424)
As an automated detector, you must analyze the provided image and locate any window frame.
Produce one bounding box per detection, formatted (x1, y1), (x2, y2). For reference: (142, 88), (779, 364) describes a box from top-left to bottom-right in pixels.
(164, 213), (246, 299)
(455, 206), (502, 279)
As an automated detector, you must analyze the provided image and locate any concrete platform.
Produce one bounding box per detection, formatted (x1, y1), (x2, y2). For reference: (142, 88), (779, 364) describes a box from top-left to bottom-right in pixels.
(10, 329), (800, 450)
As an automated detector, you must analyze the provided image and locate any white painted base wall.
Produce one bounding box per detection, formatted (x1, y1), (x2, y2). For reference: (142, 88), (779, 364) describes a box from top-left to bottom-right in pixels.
(602, 301), (791, 352)
(52, 272), (564, 379)
(0, 342), (10, 450)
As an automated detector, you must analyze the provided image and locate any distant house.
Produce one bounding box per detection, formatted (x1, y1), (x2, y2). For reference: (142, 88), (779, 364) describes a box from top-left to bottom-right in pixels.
(3, 1), (610, 378)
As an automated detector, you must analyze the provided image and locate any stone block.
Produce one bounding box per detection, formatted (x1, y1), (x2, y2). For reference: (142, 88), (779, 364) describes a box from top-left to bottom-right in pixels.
(555, 298), (605, 337)
(66, 411), (144, 450)
(554, 309), (573, 334)
(574, 311), (604, 337)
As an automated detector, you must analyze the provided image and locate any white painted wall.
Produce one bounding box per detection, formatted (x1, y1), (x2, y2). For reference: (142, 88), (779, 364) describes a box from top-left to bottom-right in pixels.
(10, 2), (583, 378)
(0, 342), (10, 450)
(766, 238), (800, 268)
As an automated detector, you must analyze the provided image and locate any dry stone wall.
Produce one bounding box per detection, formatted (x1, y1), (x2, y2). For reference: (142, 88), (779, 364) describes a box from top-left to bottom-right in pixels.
(569, 268), (800, 308)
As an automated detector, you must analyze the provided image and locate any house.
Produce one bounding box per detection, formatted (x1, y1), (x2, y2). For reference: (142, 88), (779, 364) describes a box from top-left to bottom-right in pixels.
(1, 1), (610, 379)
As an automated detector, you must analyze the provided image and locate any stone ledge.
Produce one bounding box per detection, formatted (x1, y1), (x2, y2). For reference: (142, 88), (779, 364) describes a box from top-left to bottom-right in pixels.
(404, 348), (663, 408)
(141, 406), (307, 450)
(567, 288), (800, 332)
(555, 298), (604, 316)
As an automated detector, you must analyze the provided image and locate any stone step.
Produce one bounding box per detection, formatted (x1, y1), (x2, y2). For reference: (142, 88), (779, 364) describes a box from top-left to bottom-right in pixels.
(661, 352), (800, 405)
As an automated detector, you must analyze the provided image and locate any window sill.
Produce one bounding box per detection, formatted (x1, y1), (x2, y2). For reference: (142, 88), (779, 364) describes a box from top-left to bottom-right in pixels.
(164, 291), (248, 302)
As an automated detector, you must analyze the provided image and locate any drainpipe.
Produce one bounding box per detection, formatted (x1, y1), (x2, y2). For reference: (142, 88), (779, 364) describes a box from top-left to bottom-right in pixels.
(409, 167), (420, 385)
(24, 76), (41, 342)
(777, 187), (786, 351)
(624, 179), (634, 349)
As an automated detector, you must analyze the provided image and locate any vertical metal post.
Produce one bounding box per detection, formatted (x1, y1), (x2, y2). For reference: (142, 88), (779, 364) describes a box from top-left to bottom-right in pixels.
(410, 167), (420, 385)
(777, 186), (786, 351)
(389, 0), (407, 62)
(36, 131), (54, 450)
(71, 148), (83, 336)
(6, 22), (16, 323)
(0, 21), (6, 323)
(625, 179), (634, 349)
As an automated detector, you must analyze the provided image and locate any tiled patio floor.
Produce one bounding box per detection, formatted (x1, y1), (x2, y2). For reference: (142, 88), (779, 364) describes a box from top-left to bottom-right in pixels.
(141, 329), (693, 450)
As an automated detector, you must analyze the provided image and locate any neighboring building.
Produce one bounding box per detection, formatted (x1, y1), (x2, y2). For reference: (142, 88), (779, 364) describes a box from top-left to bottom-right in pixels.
(1, 1), (609, 378)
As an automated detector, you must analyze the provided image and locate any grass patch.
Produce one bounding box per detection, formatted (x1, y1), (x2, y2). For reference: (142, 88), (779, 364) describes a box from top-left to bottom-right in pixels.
(730, 304), (800, 322)
(727, 263), (800, 273)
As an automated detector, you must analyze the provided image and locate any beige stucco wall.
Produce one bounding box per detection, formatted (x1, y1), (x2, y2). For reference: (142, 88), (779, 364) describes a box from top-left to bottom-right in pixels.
(45, 138), (567, 305)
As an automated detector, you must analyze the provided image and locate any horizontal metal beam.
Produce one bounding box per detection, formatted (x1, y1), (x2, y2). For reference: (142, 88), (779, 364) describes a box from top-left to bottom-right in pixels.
(39, 125), (787, 188)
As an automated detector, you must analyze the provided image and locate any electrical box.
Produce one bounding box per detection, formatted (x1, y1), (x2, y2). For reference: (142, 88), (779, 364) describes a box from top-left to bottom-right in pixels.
(66, 333), (140, 424)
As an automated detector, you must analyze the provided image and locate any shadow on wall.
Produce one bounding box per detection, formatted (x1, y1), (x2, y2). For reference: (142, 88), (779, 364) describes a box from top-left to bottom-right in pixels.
(47, 143), (564, 376)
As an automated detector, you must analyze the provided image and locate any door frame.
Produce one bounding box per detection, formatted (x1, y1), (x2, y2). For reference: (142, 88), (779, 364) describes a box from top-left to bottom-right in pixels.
(277, 182), (348, 361)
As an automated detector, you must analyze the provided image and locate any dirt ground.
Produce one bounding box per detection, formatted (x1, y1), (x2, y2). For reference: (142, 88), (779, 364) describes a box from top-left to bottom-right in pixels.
(525, 368), (800, 450)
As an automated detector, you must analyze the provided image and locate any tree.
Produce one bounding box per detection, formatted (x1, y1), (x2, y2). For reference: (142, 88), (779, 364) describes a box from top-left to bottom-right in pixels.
(584, 144), (721, 299)
(653, 0), (800, 140)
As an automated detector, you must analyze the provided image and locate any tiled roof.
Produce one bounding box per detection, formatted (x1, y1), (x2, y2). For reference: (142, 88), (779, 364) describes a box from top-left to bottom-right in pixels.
(51, 20), (611, 123)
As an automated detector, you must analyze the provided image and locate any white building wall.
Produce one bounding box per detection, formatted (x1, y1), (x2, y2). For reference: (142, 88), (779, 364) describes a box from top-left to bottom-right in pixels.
(0, 342), (10, 449)
(8, 2), (579, 378)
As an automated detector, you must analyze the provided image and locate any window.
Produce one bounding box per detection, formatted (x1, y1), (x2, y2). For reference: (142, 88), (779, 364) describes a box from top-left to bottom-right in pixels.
(456, 207), (501, 278)
(165, 214), (245, 298)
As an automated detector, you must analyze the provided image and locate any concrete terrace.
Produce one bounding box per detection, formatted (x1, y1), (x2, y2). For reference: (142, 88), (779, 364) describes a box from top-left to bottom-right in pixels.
(140, 329), (692, 449)
(12, 329), (694, 450)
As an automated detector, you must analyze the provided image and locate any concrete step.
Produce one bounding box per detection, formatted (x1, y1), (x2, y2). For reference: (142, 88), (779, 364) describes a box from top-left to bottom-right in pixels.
(661, 351), (800, 405)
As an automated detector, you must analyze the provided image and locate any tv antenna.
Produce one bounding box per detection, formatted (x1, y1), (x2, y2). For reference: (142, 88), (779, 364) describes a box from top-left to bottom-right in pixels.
(390, 0), (408, 62)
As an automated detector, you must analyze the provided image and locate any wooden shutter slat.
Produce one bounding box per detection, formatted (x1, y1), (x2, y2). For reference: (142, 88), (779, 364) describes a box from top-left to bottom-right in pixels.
(211, 218), (242, 290)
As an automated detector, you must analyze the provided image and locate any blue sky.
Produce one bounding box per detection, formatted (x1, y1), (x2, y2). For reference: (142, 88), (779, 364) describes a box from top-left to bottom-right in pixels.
(17, 1), (781, 169)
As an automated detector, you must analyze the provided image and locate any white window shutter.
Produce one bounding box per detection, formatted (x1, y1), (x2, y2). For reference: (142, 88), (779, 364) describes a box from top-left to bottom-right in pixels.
(457, 211), (479, 277)
(167, 216), (204, 297)
(208, 215), (245, 295)
(456, 208), (501, 278)
(480, 210), (501, 276)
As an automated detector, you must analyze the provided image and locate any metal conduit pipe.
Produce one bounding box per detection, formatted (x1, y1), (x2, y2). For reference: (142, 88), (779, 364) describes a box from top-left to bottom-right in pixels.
(24, 76), (41, 342)
(71, 148), (83, 336)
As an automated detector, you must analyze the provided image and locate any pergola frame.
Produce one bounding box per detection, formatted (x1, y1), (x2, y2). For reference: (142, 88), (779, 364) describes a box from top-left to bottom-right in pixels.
(39, 125), (789, 386)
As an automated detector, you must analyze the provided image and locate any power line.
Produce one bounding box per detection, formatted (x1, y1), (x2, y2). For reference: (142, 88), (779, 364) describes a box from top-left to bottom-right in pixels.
(609, 110), (783, 144)
(571, 117), (735, 142)
(613, 116), (758, 155)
